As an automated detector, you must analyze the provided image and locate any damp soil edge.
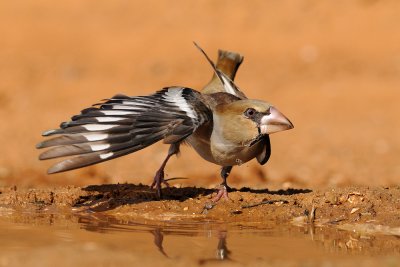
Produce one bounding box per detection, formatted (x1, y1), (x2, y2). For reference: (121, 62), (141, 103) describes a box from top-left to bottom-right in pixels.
(0, 184), (399, 230)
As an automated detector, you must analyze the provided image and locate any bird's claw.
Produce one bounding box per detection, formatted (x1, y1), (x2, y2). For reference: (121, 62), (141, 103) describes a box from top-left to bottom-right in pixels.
(151, 169), (171, 199)
(212, 185), (231, 202)
(202, 185), (231, 213)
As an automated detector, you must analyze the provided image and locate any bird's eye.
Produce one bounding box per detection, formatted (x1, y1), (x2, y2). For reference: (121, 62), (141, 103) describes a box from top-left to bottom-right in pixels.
(244, 108), (256, 118)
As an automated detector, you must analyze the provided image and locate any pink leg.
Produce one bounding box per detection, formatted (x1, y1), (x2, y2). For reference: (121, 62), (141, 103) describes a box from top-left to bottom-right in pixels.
(212, 166), (233, 202)
(150, 144), (179, 199)
(212, 185), (230, 202)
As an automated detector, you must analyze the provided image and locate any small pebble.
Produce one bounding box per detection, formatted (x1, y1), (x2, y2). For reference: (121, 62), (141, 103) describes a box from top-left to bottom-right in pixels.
(350, 207), (360, 214)
(204, 202), (214, 209)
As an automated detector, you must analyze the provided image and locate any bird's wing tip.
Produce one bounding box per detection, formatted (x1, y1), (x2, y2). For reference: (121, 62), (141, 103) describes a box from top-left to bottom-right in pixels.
(42, 129), (58, 136)
(36, 142), (44, 149)
(47, 165), (63, 174)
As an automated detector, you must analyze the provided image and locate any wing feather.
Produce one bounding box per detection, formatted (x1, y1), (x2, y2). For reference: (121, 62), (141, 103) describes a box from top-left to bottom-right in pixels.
(38, 87), (212, 173)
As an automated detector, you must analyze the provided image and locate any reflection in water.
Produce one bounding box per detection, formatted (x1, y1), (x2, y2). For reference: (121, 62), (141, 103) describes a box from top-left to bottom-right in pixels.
(149, 226), (231, 262)
(0, 210), (399, 266)
(78, 213), (233, 261)
(73, 212), (400, 261)
(151, 228), (168, 257)
(216, 231), (230, 260)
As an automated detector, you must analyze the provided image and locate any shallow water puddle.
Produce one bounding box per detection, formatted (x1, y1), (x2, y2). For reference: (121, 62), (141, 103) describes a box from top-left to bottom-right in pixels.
(0, 209), (399, 266)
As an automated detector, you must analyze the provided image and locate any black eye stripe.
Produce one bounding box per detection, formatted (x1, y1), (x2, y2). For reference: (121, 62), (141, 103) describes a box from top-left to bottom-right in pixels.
(253, 113), (265, 124)
(244, 110), (271, 125)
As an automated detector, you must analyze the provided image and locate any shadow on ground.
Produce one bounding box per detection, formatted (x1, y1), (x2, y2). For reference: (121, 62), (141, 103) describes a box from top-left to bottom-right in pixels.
(78, 183), (312, 212)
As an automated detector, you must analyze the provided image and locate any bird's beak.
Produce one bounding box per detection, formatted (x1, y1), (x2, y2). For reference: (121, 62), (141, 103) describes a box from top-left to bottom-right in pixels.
(260, 106), (294, 135)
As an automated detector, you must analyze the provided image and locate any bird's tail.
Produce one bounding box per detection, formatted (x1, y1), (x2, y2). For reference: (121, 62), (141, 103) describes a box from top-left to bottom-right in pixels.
(195, 43), (245, 98)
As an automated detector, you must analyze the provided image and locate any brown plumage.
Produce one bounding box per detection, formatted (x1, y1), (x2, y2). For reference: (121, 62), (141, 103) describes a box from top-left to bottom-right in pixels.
(37, 44), (293, 200)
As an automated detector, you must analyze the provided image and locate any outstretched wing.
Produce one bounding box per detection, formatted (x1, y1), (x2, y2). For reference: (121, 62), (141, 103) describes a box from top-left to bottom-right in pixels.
(194, 42), (247, 100)
(37, 87), (212, 174)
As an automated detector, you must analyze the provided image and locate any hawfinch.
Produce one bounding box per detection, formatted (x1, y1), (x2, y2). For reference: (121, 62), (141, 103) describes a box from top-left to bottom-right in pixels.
(37, 44), (294, 200)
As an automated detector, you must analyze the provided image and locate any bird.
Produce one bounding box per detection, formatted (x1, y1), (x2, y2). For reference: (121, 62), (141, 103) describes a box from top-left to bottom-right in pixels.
(37, 43), (294, 200)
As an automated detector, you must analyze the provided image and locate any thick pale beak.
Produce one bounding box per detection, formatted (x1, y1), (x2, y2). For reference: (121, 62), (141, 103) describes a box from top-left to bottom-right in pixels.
(260, 106), (294, 135)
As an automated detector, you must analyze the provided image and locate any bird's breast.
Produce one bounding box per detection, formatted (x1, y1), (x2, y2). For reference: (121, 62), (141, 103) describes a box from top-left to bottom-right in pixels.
(186, 127), (263, 166)
(209, 130), (263, 166)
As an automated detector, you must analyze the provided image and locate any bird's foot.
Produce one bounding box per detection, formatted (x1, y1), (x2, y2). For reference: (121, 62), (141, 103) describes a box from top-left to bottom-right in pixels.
(212, 184), (231, 202)
(202, 185), (232, 214)
(150, 169), (170, 199)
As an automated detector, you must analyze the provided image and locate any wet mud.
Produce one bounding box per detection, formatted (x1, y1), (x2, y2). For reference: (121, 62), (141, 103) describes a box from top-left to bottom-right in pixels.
(1, 184), (399, 229)
(1, 185), (400, 267)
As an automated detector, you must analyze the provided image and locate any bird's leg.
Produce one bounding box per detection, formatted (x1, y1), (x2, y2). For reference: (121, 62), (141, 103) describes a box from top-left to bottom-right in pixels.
(221, 166), (232, 190)
(151, 143), (180, 199)
(212, 166), (233, 202)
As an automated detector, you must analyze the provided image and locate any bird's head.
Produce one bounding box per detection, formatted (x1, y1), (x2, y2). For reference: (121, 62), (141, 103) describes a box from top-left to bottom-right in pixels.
(215, 99), (293, 146)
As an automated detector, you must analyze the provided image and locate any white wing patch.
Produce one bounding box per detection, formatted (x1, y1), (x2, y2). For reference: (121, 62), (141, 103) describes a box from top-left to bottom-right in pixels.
(163, 89), (197, 119)
(89, 143), (111, 151)
(82, 133), (109, 141)
(96, 117), (125, 122)
(83, 124), (116, 131)
(99, 152), (114, 159)
(101, 110), (134, 116)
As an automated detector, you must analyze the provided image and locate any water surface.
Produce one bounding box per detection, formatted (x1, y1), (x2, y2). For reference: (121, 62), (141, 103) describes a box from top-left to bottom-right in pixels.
(0, 208), (399, 267)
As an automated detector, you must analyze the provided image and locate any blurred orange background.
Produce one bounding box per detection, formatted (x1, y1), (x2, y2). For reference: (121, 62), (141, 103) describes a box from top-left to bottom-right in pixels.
(0, 0), (399, 189)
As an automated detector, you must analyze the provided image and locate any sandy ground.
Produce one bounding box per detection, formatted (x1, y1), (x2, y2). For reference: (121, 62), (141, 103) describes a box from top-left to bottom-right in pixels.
(1, 185), (400, 229)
